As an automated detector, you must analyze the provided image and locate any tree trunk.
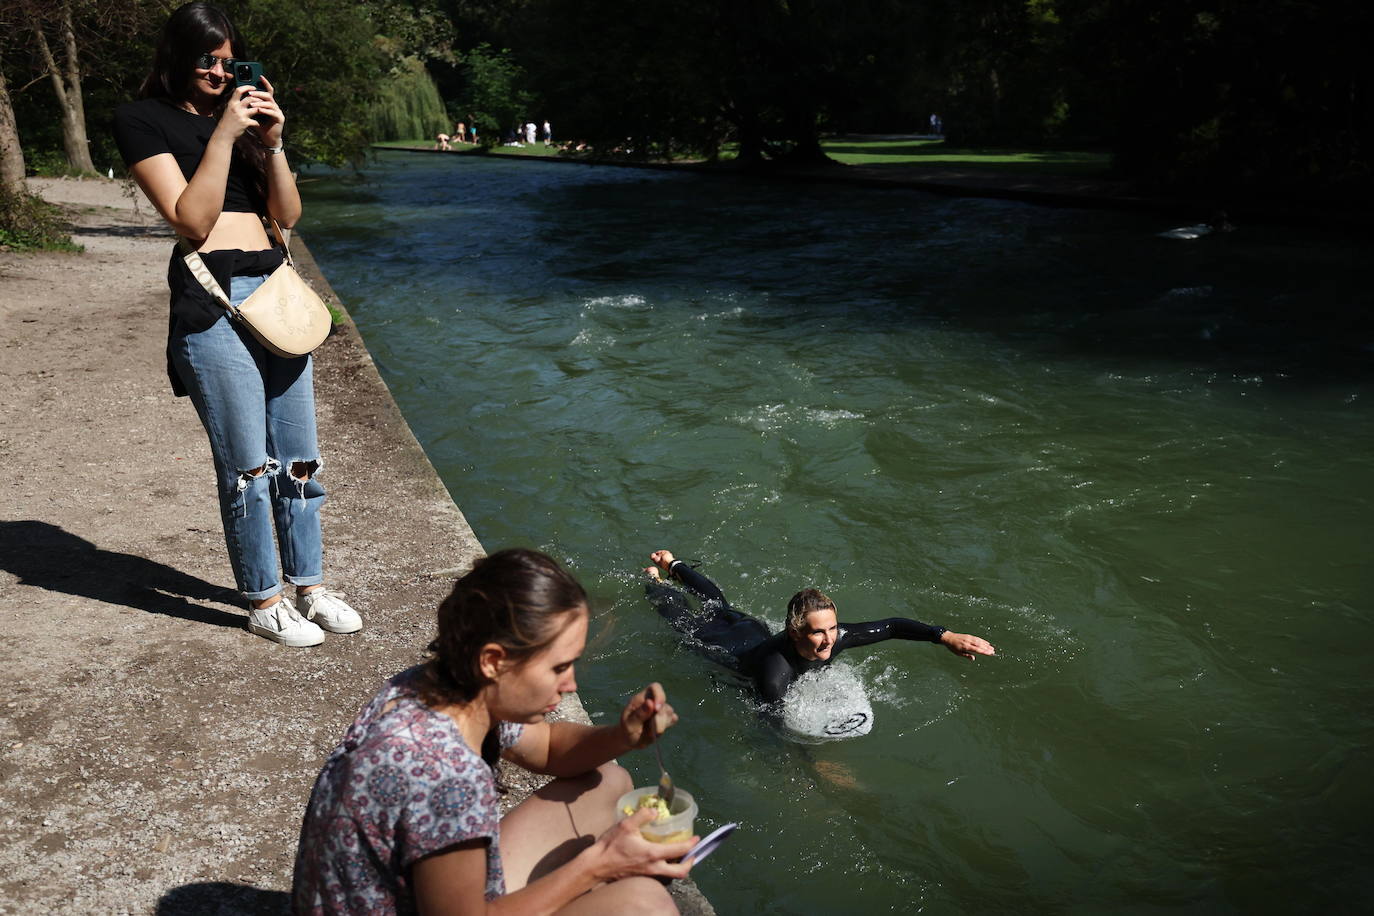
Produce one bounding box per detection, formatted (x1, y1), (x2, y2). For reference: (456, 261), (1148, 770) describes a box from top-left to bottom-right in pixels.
(780, 104), (832, 167)
(32, 1), (95, 174)
(734, 107), (766, 167)
(0, 59), (27, 196)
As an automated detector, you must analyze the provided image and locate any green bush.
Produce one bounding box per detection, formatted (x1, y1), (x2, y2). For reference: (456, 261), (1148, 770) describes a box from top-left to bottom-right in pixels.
(25, 148), (95, 179)
(0, 188), (82, 252)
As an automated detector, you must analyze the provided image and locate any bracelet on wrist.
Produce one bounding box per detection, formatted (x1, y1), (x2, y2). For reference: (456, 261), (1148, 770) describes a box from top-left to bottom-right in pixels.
(264, 142), (284, 155)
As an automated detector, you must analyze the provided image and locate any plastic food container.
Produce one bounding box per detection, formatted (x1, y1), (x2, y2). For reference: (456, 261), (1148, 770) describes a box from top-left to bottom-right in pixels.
(615, 786), (698, 844)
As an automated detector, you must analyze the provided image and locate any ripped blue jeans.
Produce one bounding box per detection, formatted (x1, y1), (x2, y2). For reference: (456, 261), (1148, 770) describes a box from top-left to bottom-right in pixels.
(170, 273), (325, 600)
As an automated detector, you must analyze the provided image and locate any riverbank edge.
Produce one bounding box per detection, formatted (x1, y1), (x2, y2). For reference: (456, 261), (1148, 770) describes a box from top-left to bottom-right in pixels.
(0, 176), (712, 915)
(290, 232), (715, 916)
(374, 143), (1358, 228)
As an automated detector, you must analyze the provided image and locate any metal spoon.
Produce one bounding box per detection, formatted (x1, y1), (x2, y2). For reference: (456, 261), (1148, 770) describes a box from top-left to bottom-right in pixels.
(649, 711), (675, 809)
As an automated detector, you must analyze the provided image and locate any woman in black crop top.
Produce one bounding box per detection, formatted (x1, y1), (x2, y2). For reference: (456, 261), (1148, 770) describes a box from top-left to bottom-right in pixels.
(113, 2), (361, 647)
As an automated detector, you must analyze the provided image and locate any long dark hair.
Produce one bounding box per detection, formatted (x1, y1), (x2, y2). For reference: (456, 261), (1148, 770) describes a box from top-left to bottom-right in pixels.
(417, 549), (588, 708)
(139, 2), (267, 198)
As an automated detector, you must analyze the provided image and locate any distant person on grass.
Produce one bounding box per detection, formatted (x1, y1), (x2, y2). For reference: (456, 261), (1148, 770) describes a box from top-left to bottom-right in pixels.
(644, 549), (994, 703)
(114, 1), (360, 647)
(294, 549), (695, 914)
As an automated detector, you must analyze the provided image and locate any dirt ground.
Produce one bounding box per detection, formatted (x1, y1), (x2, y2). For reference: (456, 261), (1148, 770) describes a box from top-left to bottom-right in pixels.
(0, 178), (710, 915)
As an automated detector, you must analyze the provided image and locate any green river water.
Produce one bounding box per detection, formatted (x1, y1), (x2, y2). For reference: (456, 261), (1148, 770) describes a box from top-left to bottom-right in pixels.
(300, 152), (1371, 914)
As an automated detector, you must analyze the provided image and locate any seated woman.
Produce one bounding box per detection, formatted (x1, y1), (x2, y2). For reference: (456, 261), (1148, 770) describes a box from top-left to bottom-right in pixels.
(644, 549), (995, 703)
(294, 548), (695, 914)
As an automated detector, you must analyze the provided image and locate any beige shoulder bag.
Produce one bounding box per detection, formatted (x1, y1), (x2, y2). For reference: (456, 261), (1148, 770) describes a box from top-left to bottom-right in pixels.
(180, 219), (332, 358)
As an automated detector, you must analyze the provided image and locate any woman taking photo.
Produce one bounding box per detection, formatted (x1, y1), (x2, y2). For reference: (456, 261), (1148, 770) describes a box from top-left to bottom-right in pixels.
(114, 2), (359, 646)
(293, 549), (696, 914)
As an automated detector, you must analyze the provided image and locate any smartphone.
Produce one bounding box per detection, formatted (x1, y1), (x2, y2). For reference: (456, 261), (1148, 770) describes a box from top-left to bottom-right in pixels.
(684, 823), (737, 865)
(233, 61), (264, 90)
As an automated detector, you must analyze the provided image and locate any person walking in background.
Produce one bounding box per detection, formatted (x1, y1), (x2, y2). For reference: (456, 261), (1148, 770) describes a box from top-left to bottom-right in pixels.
(294, 549), (695, 913)
(453, 121), (466, 144)
(113, 2), (361, 647)
(543, 119), (553, 146)
(525, 120), (537, 145)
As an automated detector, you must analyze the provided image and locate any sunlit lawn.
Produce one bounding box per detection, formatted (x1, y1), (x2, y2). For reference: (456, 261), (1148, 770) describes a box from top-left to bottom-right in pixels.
(371, 139), (562, 158)
(372, 136), (1110, 176)
(820, 137), (1111, 175)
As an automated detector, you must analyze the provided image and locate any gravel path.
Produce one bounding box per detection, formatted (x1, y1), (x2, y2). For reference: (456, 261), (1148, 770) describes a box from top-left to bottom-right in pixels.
(0, 178), (710, 915)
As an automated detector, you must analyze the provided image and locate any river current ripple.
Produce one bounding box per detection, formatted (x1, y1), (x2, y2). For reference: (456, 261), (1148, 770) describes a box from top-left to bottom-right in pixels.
(300, 153), (1372, 914)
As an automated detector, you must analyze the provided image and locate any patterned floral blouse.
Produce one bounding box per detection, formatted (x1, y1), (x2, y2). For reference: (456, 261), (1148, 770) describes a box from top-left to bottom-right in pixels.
(292, 666), (525, 914)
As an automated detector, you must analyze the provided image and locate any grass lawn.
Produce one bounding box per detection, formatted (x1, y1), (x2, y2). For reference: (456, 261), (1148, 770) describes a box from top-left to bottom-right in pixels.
(820, 137), (1111, 176)
(372, 136), (1111, 177)
(371, 139), (564, 158)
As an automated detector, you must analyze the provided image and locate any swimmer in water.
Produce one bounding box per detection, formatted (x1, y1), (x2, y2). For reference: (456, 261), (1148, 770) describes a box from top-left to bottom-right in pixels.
(643, 549), (995, 703)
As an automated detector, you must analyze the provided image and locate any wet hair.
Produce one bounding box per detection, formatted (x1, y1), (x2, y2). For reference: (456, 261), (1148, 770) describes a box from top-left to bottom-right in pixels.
(786, 588), (836, 636)
(417, 548), (588, 707)
(138, 3), (266, 197)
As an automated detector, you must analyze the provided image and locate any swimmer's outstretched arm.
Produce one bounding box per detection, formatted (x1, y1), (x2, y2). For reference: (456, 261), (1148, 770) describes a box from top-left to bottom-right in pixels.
(840, 618), (996, 661)
(937, 630), (996, 660)
(646, 549), (728, 604)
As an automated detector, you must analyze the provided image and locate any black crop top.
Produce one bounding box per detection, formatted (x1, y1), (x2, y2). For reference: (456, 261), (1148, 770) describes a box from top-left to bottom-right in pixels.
(113, 97), (265, 213)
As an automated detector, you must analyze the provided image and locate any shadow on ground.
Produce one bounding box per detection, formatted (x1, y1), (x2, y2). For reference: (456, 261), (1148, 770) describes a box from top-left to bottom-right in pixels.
(0, 520), (242, 627)
(71, 222), (170, 240)
(155, 882), (289, 915)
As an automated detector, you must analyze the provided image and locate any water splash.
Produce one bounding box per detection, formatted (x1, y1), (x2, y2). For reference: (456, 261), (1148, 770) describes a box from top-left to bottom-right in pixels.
(776, 663), (875, 743)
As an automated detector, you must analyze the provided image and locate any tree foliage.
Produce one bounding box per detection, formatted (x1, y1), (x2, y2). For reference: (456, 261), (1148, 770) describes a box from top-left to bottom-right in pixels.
(452, 42), (531, 143)
(416, 0), (1366, 199)
(367, 55), (448, 142)
(0, 0), (1366, 199)
(1, 0), (455, 171)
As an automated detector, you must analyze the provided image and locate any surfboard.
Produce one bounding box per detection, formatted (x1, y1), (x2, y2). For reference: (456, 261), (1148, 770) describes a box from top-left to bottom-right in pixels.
(777, 664), (875, 742)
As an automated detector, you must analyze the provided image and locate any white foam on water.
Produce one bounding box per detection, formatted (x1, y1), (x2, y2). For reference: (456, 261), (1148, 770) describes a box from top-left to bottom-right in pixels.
(582, 294), (647, 313)
(691, 305), (745, 321)
(570, 328), (613, 348)
(804, 408), (864, 426)
(777, 663), (875, 743)
(733, 404), (865, 432)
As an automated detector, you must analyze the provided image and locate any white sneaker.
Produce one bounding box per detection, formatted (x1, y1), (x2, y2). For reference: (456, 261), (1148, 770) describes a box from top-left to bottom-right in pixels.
(248, 596), (325, 647)
(298, 587), (363, 634)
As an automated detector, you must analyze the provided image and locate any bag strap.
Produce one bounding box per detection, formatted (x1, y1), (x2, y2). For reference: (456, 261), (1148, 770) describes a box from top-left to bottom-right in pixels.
(178, 216), (295, 315)
(264, 217), (297, 267)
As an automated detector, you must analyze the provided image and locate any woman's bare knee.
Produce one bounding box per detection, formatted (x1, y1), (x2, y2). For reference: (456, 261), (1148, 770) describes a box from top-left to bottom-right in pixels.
(562, 876), (677, 915)
(599, 761), (632, 797)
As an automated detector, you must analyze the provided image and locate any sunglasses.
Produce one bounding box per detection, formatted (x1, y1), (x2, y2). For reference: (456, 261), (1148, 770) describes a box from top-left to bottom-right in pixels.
(195, 52), (234, 71)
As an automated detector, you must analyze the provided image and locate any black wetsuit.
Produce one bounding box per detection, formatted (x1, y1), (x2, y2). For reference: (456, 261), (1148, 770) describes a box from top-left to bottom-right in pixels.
(646, 560), (948, 703)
